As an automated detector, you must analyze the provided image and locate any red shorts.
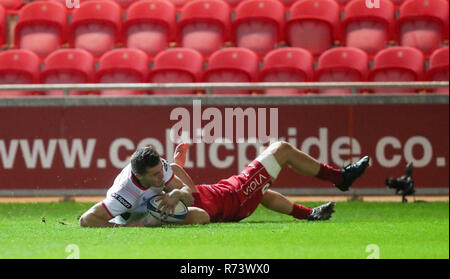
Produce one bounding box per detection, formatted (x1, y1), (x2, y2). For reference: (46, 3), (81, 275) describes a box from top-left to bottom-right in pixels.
(192, 160), (273, 222)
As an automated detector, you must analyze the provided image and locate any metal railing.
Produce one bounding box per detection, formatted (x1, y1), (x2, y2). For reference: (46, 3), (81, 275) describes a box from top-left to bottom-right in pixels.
(0, 81), (448, 96)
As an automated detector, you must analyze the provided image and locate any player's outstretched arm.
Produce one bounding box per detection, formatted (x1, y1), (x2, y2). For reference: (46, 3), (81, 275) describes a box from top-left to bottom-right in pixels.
(79, 202), (116, 228)
(182, 207), (210, 225)
(171, 163), (195, 190)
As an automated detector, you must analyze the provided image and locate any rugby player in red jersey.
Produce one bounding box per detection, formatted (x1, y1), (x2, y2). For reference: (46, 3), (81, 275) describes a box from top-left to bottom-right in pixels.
(79, 141), (369, 227)
(171, 141), (369, 224)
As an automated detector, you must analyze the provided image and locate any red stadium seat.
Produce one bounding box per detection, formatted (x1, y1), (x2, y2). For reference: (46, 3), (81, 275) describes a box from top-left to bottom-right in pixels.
(167, 0), (189, 9)
(69, 0), (122, 58)
(104, 0), (135, 9)
(334, 0), (352, 6)
(0, 49), (41, 97)
(0, 5), (5, 47)
(0, 0), (23, 11)
(279, 0), (297, 7)
(150, 48), (204, 95)
(369, 46), (425, 94)
(260, 47), (314, 95)
(51, 0), (132, 9)
(48, 0), (87, 9)
(96, 48), (150, 95)
(178, 0), (231, 58)
(232, 0), (285, 57)
(222, 0), (243, 7)
(286, 0), (340, 57)
(427, 47), (449, 94)
(14, 1), (67, 58)
(203, 47), (259, 95)
(341, 0), (395, 57)
(124, 0), (176, 56)
(392, 0), (407, 6)
(41, 49), (95, 96)
(397, 0), (449, 56)
(315, 47), (369, 95)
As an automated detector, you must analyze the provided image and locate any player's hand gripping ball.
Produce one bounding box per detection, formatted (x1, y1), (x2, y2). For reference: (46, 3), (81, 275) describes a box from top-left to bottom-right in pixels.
(147, 195), (188, 222)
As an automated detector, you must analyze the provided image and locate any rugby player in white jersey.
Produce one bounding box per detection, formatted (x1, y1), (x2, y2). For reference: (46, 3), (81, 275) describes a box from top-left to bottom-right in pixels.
(78, 146), (209, 227)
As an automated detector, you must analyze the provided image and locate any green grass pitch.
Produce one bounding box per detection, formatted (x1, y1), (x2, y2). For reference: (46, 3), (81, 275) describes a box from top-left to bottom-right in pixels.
(0, 201), (448, 259)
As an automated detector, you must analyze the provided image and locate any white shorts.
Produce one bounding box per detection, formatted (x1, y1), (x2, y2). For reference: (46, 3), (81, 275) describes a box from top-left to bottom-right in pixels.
(255, 143), (282, 180)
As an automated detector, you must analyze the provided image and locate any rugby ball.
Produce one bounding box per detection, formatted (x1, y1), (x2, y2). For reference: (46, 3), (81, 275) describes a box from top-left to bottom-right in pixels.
(147, 195), (188, 223)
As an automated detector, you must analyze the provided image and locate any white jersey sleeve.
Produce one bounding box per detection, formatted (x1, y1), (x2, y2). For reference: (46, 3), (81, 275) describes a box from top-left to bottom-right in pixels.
(161, 158), (175, 185)
(102, 158), (173, 220)
(102, 186), (139, 218)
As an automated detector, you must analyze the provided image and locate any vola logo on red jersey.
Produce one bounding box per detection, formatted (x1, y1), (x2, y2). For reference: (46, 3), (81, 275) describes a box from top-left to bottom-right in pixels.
(243, 173), (267, 196)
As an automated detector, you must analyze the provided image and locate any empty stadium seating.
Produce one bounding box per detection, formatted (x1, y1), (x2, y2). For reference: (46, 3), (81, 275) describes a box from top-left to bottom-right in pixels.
(52, 1), (134, 9)
(391, 0), (407, 6)
(105, 0), (135, 8)
(280, 0), (299, 7)
(150, 48), (203, 95)
(315, 47), (369, 94)
(0, 0), (448, 97)
(427, 47), (449, 94)
(369, 46), (425, 94)
(41, 48), (95, 95)
(123, 0), (176, 56)
(0, 5), (5, 47)
(178, 0), (231, 57)
(334, 0), (352, 6)
(69, 0), (122, 58)
(0, 0), (23, 11)
(342, 0), (395, 56)
(49, 0), (87, 9)
(14, 1), (67, 58)
(0, 49), (41, 96)
(203, 47), (259, 95)
(232, 0), (285, 57)
(260, 47), (314, 95)
(222, 0), (243, 7)
(167, 0), (189, 8)
(96, 48), (150, 95)
(397, 0), (449, 56)
(286, 0), (340, 57)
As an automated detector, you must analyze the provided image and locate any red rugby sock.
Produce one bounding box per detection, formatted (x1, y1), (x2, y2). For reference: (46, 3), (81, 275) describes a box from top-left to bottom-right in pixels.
(316, 163), (343, 185)
(291, 204), (313, 220)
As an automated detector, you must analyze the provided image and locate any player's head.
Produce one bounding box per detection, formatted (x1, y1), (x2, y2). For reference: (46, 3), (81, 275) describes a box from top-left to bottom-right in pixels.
(130, 146), (164, 188)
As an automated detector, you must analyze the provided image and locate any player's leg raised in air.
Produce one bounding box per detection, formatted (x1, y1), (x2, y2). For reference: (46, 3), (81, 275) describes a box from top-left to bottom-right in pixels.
(253, 141), (370, 221)
(173, 141), (370, 223)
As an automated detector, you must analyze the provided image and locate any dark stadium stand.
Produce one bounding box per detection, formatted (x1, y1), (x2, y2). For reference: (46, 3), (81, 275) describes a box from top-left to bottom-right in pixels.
(0, 0), (448, 96)
(260, 47), (314, 95)
(315, 47), (369, 94)
(150, 47), (203, 95)
(369, 46), (425, 93)
(96, 48), (150, 95)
